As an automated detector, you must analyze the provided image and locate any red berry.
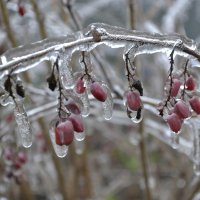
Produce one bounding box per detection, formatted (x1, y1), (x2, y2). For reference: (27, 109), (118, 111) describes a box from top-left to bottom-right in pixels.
(174, 100), (190, 119)
(68, 114), (84, 133)
(186, 76), (195, 91)
(90, 82), (107, 102)
(55, 121), (74, 146)
(126, 90), (141, 111)
(17, 152), (27, 164)
(14, 160), (22, 170)
(18, 4), (25, 16)
(189, 97), (200, 114)
(65, 99), (81, 114)
(75, 78), (86, 94)
(166, 113), (182, 133)
(170, 79), (181, 97)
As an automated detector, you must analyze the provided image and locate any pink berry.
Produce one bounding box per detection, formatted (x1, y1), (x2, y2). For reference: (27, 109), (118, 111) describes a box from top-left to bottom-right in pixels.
(170, 79), (182, 97)
(65, 99), (81, 115)
(18, 4), (25, 16)
(174, 100), (191, 119)
(186, 76), (195, 91)
(166, 113), (182, 133)
(126, 90), (141, 111)
(189, 97), (200, 114)
(68, 114), (84, 133)
(90, 82), (107, 102)
(75, 78), (86, 94)
(55, 120), (74, 146)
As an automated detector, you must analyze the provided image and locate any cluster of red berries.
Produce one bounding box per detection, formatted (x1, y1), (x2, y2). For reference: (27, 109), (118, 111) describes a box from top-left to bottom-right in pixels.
(75, 78), (108, 102)
(160, 74), (200, 133)
(54, 113), (84, 146)
(53, 78), (108, 147)
(3, 148), (27, 184)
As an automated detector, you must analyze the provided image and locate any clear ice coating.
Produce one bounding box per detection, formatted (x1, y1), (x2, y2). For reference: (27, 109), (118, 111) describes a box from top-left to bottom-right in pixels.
(102, 84), (113, 120)
(85, 23), (197, 58)
(170, 131), (179, 149)
(49, 119), (68, 158)
(14, 99), (32, 148)
(79, 52), (93, 73)
(58, 51), (74, 89)
(0, 23), (198, 79)
(0, 94), (14, 106)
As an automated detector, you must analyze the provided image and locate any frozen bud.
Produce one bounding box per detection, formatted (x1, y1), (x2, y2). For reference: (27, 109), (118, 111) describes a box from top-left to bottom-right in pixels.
(90, 82), (107, 102)
(55, 121), (74, 146)
(166, 113), (182, 133)
(68, 114), (84, 133)
(174, 100), (191, 119)
(126, 90), (141, 111)
(170, 79), (182, 97)
(75, 78), (86, 94)
(186, 76), (195, 91)
(65, 99), (81, 115)
(189, 97), (200, 114)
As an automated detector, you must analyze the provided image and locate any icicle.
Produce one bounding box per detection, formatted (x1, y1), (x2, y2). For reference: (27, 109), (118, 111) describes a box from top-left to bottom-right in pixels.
(74, 131), (86, 142)
(170, 131), (179, 149)
(102, 84), (113, 120)
(74, 140), (84, 155)
(49, 119), (69, 158)
(58, 51), (74, 89)
(14, 99), (32, 148)
(78, 91), (90, 117)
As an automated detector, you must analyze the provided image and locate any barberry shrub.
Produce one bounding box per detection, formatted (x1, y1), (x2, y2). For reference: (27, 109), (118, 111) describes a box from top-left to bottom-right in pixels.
(1, 0), (200, 199)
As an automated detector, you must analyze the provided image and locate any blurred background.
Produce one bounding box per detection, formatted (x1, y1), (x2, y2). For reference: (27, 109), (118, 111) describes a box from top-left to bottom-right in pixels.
(0, 0), (200, 200)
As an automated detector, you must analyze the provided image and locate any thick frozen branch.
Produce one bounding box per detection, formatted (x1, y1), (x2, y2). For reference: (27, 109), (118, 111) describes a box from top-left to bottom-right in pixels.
(0, 23), (200, 78)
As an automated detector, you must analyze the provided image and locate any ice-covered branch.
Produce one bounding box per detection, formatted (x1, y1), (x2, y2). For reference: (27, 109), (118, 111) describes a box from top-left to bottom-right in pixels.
(0, 23), (200, 78)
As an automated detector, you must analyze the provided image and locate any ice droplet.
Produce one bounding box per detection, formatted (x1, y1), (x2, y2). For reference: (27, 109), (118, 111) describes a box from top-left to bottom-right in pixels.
(170, 131), (179, 149)
(49, 119), (69, 158)
(102, 84), (113, 120)
(74, 131), (86, 141)
(14, 99), (32, 148)
(127, 107), (143, 124)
